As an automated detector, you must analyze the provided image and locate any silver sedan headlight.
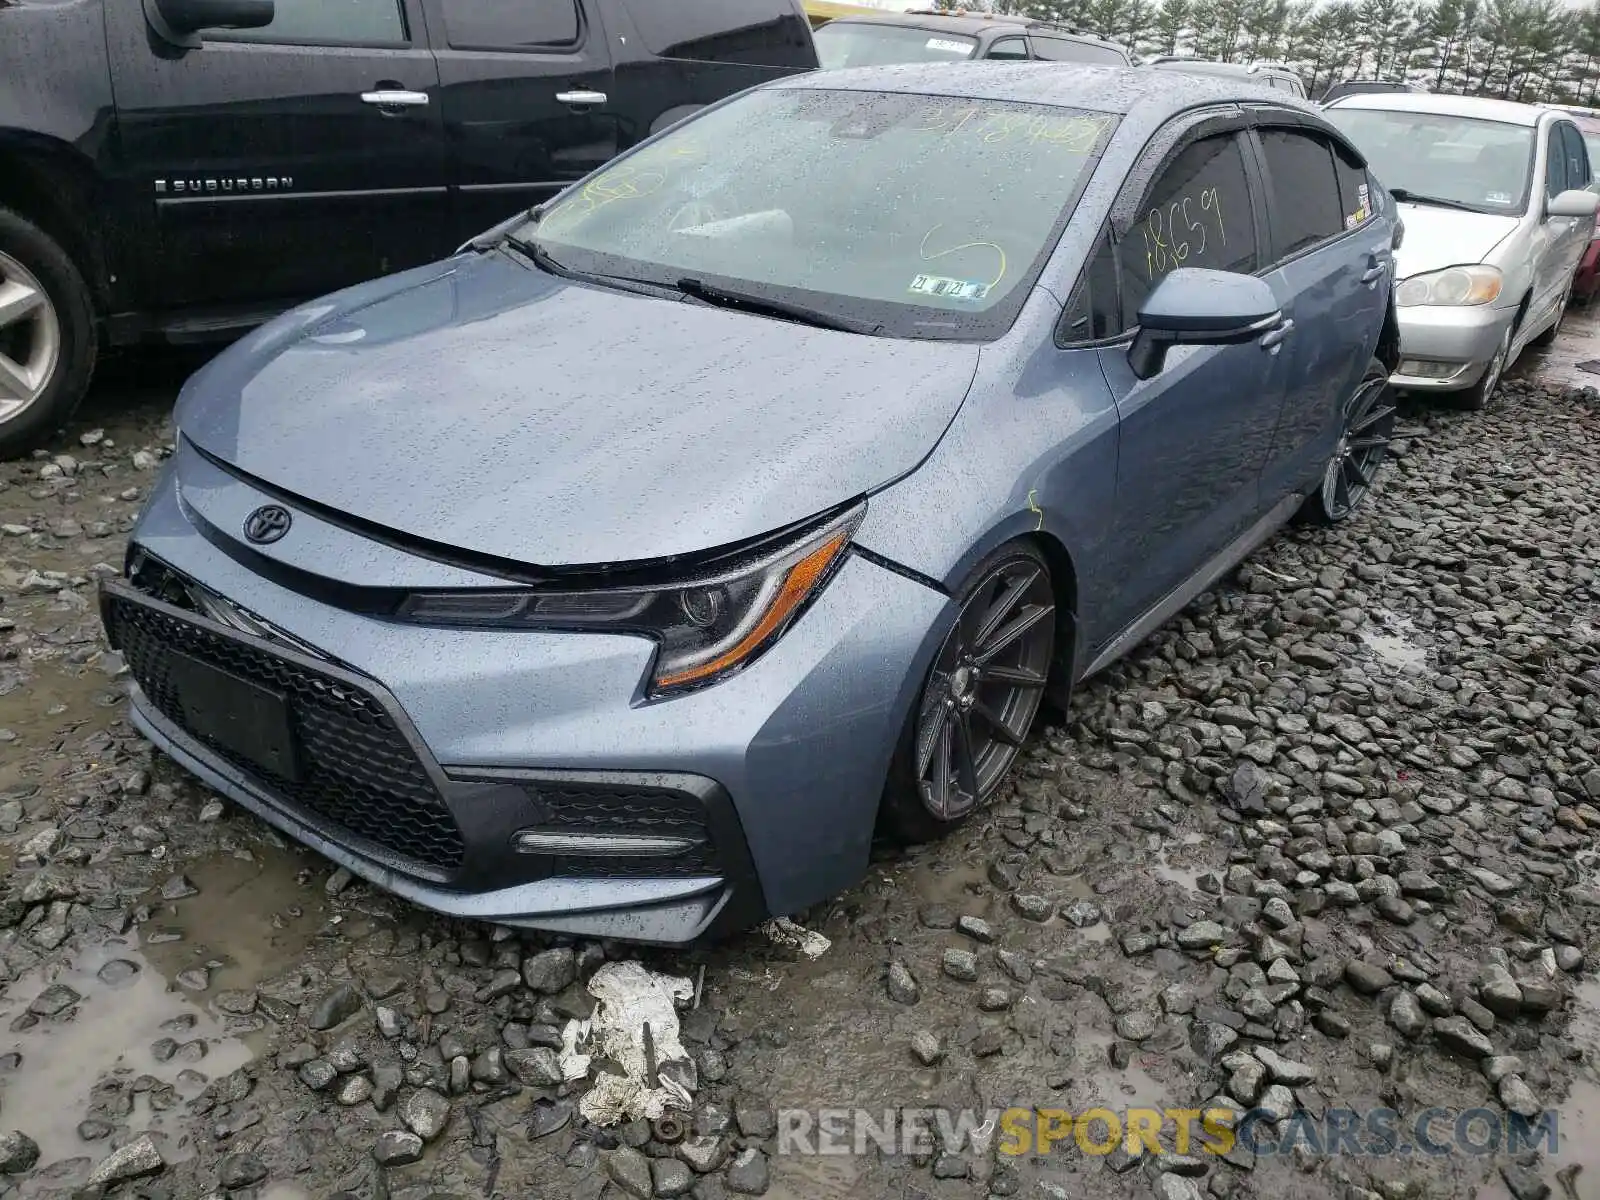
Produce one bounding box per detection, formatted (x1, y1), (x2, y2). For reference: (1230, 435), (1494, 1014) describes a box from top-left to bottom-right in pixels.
(1395, 265), (1503, 307)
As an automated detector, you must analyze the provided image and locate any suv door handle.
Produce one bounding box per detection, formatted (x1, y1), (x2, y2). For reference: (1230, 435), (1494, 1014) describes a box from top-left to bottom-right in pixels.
(1361, 263), (1387, 285)
(1259, 319), (1294, 351)
(361, 90), (430, 108)
(556, 90), (608, 107)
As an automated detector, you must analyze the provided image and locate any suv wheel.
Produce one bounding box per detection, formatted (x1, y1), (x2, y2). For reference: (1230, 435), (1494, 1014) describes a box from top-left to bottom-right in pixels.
(0, 207), (97, 458)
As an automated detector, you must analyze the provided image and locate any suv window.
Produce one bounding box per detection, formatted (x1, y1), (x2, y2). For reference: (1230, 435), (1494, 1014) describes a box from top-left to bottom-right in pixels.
(1546, 126), (1569, 197)
(1060, 227), (1122, 343)
(1031, 36), (1126, 65)
(1331, 139), (1373, 227)
(1120, 133), (1259, 326)
(617, 0), (811, 66)
(1560, 123), (1592, 189)
(217, 0), (406, 44)
(985, 37), (1030, 60)
(1258, 129), (1347, 258)
(442, 0), (578, 49)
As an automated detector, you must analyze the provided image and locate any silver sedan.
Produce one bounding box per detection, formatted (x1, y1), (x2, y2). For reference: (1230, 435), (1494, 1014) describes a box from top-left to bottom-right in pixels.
(1325, 92), (1599, 408)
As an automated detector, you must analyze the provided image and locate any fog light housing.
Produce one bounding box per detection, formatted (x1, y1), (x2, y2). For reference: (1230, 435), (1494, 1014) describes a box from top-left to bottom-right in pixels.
(1398, 358), (1459, 379)
(512, 830), (704, 857)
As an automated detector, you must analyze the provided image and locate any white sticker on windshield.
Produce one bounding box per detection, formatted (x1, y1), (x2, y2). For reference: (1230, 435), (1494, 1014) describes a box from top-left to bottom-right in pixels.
(1358, 182), (1370, 208)
(925, 37), (974, 55)
(1487, 191), (1512, 204)
(909, 274), (990, 302)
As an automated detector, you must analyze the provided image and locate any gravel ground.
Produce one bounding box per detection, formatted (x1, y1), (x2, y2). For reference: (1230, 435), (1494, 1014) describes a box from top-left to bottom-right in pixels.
(0, 327), (1598, 1200)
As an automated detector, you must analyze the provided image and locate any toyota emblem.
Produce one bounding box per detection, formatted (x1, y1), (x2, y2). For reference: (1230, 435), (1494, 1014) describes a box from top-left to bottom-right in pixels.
(243, 504), (292, 545)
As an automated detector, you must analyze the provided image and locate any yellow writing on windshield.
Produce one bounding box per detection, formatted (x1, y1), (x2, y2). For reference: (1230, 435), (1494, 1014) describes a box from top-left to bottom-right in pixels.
(911, 108), (1112, 152)
(919, 224), (1008, 290)
(541, 143), (704, 234)
(1140, 185), (1226, 279)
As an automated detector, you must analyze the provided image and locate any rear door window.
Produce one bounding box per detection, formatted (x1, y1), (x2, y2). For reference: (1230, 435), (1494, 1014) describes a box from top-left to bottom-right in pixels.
(1257, 128), (1347, 259)
(1331, 139), (1374, 227)
(1120, 132), (1259, 325)
(984, 37), (1031, 59)
(1030, 36), (1127, 65)
(441, 0), (579, 49)
(615, 0), (813, 66)
(1560, 123), (1592, 188)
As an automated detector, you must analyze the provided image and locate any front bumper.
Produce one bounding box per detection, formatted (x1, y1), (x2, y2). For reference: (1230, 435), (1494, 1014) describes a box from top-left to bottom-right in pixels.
(1390, 302), (1515, 392)
(108, 460), (950, 944)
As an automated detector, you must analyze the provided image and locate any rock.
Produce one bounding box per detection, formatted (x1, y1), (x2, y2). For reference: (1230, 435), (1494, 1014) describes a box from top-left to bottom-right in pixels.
(1499, 1075), (1541, 1118)
(725, 1147), (771, 1195)
(159, 874), (197, 900)
(399, 1088), (450, 1142)
(528, 1099), (573, 1141)
(218, 1153), (268, 1189)
(375, 1130), (424, 1166)
(1434, 1016), (1494, 1059)
(1061, 898), (1102, 927)
(1177, 921), (1225, 950)
(1156, 1174), (1205, 1200)
(911, 1030), (944, 1066)
(28, 984), (81, 1017)
(522, 947), (575, 994)
(1011, 893), (1053, 921)
(310, 984), (362, 1031)
(886, 961), (919, 1005)
(1160, 984), (1196, 1015)
(651, 1157), (695, 1197)
(1483, 1055), (1524, 1084)
(298, 1060), (337, 1091)
(1225, 762), (1269, 814)
(1253, 1046), (1315, 1086)
(87, 1134), (164, 1186)
(957, 915), (995, 942)
(505, 1047), (564, 1086)
(337, 1075), (374, 1106)
(605, 1146), (653, 1198)
(1256, 1084), (1295, 1123)
(1387, 991), (1427, 1039)
(1414, 984), (1453, 1017)
(1114, 1011), (1157, 1041)
(1500, 1163), (1551, 1200)
(941, 949), (978, 982)
(0, 1131), (39, 1174)
(1345, 961), (1393, 995)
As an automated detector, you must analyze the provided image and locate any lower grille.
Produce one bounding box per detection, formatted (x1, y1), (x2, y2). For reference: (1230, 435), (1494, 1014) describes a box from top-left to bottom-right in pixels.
(539, 787), (718, 878)
(105, 586), (466, 874)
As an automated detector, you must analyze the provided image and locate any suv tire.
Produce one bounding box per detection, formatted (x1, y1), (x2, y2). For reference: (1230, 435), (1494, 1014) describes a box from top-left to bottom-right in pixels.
(0, 205), (97, 458)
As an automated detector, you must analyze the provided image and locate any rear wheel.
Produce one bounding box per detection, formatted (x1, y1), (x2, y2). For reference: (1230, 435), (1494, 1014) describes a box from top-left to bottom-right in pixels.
(1298, 357), (1395, 526)
(881, 543), (1055, 843)
(0, 207), (97, 458)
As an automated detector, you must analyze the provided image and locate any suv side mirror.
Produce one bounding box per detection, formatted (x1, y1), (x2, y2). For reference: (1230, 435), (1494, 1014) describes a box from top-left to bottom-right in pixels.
(145, 0), (273, 47)
(1547, 188), (1600, 220)
(1128, 269), (1283, 380)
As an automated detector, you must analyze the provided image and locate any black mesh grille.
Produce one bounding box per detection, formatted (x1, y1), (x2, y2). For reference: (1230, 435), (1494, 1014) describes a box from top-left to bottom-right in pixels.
(538, 788), (717, 877)
(106, 591), (465, 873)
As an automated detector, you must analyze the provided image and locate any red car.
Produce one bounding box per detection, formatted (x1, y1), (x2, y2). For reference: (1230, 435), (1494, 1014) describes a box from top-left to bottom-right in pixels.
(1553, 108), (1600, 301)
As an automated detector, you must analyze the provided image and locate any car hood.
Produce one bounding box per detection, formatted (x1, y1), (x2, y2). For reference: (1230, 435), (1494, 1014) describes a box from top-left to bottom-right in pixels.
(177, 252), (980, 569)
(1393, 202), (1520, 279)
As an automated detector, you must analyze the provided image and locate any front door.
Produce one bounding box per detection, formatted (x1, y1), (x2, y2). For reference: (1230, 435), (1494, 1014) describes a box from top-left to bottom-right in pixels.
(108, 0), (452, 322)
(1096, 130), (1287, 632)
(422, 0), (620, 242)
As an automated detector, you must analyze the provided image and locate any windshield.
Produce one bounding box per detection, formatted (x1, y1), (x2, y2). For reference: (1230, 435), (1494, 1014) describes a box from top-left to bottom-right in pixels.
(520, 88), (1117, 340)
(814, 22), (977, 68)
(1323, 107), (1535, 214)
(1584, 132), (1600, 183)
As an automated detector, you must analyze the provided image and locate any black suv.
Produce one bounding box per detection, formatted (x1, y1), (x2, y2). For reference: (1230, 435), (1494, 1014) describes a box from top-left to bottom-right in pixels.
(0, 0), (817, 455)
(812, 11), (1131, 70)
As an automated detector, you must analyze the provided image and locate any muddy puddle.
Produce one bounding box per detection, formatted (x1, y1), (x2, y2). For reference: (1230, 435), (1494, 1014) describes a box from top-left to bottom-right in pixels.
(1551, 980), (1600, 1188)
(0, 664), (124, 792)
(0, 843), (326, 1185)
(1358, 610), (1428, 674)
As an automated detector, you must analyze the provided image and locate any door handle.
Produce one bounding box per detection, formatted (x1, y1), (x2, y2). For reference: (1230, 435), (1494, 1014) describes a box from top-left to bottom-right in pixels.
(361, 89), (429, 108)
(1361, 263), (1387, 285)
(556, 90), (608, 107)
(1259, 318), (1294, 351)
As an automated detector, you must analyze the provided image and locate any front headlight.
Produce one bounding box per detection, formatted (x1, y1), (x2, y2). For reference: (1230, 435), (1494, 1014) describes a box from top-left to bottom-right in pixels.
(1395, 264), (1502, 307)
(397, 504), (864, 695)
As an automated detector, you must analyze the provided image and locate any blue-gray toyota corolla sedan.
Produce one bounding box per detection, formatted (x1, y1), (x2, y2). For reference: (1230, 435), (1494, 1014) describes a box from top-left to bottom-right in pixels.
(103, 65), (1401, 944)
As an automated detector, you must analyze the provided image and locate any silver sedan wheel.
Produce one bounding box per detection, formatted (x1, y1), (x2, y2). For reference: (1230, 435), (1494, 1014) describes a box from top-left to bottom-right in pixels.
(0, 250), (62, 426)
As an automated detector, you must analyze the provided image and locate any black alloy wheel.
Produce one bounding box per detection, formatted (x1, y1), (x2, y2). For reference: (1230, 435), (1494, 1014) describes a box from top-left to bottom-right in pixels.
(883, 543), (1055, 842)
(1300, 357), (1395, 525)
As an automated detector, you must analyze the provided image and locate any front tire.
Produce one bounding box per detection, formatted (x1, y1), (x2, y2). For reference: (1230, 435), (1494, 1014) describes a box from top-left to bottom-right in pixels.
(0, 206), (97, 459)
(1298, 357), (1395, 526)
(1453, 323), (1511, 412)
(881, 543), (1055, 844)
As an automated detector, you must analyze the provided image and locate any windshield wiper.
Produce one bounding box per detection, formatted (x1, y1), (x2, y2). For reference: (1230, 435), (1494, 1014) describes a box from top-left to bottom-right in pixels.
(674, 277), (882, 335)
(1387, 188), (1491, 214)
(506, 235), (672, 297)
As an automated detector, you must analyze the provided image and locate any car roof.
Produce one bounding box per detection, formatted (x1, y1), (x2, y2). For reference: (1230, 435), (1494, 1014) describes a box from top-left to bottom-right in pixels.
(1325, 91), (1548, 127)
(780, 61), (1316, 129)
(1149, 58), (1296, 79)
(821, 10), (1113, 45)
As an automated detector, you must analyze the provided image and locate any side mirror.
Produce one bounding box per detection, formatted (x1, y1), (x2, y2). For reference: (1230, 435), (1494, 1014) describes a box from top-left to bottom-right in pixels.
(1547, 188), (1600, 219)
(1127, 268), (1283, 380)
(144, 0), (273, 47)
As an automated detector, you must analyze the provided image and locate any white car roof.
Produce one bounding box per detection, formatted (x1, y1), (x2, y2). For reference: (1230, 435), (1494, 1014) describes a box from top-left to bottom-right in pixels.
(1325, 91), (1549, 127)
